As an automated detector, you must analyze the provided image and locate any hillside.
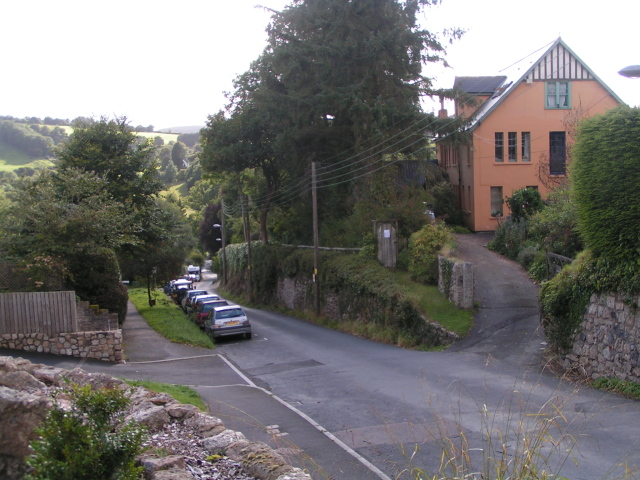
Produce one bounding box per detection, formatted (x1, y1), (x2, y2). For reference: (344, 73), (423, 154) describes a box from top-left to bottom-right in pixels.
(157, 125), (203, 134)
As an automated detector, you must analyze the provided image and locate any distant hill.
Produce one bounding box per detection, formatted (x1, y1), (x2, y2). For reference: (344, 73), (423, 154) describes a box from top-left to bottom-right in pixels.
(157, 126), (203, 134)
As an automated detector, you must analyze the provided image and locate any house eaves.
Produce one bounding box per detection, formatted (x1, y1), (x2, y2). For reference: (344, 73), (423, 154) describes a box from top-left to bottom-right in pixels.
(466, 37), (624, 132)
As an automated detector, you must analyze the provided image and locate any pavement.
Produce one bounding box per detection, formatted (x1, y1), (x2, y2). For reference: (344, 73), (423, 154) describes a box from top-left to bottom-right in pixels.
(1, 233), (549, 480)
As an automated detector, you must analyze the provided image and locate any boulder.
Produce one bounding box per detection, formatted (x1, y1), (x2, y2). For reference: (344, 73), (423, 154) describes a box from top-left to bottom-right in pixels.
(0, 386), (51, 479)
(0, 371), (46, 391)
(201, 429), (248, 454)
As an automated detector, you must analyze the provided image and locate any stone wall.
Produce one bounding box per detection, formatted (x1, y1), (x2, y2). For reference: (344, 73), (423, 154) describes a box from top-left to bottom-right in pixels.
(563, 293), (640, 382)
(438, 255), (474, 310)
(0, 331), (123, 363)
(76, 301), (119, 332)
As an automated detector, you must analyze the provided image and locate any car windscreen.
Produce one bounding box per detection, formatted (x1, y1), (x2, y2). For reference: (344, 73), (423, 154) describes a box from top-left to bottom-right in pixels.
(202, 301), (228, 312)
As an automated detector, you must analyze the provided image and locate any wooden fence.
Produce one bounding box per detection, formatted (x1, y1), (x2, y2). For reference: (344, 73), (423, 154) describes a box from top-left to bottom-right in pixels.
(0, 291), (77, 336)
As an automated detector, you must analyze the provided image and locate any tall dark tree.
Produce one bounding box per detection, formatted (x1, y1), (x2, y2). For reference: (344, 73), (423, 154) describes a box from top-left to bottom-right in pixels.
(171, 141), (188, 169)
(201, 0), (461, 244)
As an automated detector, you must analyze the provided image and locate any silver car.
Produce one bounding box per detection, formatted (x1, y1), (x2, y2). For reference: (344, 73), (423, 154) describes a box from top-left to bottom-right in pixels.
(204, 305), (252, 341)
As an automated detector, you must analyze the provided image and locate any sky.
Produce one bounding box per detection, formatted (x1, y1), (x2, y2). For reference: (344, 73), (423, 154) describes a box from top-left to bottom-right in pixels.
(1, 0), (638, 130)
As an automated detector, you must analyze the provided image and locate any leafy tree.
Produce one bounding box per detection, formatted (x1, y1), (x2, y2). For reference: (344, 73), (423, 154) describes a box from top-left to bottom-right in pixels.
(571, 106), (640, 262)
(0, 120), (53, 157)
(153, 136), (165, 146)
(201, 0), (462, 245)
(171, 141), (188, 169)
(55, 117), (162, 210)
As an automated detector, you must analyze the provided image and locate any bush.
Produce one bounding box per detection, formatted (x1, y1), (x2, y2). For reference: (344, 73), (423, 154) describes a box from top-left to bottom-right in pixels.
(506, 187), (544, 221)
(26, 384), (146, 480)
(487, 217), (527, 260)
(572, 106), (640, 262)
(408, 223), (453, 285)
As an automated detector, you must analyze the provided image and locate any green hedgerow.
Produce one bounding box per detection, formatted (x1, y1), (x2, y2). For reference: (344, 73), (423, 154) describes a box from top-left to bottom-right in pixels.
(26, 384), (146, 480)
(572, 105), (640, 262)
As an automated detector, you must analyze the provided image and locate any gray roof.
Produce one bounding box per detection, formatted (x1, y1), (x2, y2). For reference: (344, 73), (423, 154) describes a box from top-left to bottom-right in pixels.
(460, 38), (624, 132)
(454, 76), (507, 95)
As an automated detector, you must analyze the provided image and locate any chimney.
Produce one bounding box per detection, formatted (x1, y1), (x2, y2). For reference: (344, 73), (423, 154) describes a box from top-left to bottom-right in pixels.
(438, 97), (448, 118)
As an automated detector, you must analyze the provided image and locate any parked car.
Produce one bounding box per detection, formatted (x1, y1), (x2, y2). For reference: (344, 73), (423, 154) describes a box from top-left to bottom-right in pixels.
(181, 289), (208, 313)
(191, 294), (220, 313)
(170, 278), (192, 303)
(204, 305), (252, 341)
(191, 299), (229, 327)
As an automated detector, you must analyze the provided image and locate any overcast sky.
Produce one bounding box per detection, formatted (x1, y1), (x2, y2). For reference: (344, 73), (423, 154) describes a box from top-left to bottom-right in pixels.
(1, 0), (638, 130)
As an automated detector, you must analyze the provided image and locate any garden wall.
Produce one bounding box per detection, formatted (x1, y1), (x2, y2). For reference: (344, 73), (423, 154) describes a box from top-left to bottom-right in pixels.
(563, 293), (640, 382)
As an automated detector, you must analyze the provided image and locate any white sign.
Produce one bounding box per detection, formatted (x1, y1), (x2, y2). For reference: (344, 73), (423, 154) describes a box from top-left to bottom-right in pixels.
(384, 229), (391, 238)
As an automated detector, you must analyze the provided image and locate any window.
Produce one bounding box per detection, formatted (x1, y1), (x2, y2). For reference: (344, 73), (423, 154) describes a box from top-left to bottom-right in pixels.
(521, 132), (531, 162)
(495, 132), (504, 162)
(546, 81), (571, 109)
(490, 186), (503, 217)
(508, 132), (517, 162)
(549, 132), (567, 175)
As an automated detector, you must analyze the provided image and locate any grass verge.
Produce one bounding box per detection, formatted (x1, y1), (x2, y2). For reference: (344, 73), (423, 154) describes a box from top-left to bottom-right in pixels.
(123, 379), (207, 411)
(127, 287), (215, 349)
(592, 377), (640, 400)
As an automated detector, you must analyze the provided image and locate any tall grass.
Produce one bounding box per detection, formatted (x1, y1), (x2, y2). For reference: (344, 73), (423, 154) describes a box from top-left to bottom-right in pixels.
(127, 287), (214, 349)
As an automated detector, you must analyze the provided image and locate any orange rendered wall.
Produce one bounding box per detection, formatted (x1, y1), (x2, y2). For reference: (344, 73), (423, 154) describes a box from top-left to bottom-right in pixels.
(457, 80), (620, 231)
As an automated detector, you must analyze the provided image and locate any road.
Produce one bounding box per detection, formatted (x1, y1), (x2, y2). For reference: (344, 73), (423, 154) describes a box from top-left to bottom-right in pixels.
(4, 235), (640, 480)
(211, 234), (640, 480)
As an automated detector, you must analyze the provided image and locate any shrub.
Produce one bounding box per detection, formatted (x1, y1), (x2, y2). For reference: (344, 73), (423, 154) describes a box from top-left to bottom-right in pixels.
(487, 217), (527, 260)
(572, 105), (640, 262)
(26, 384), (146, 480)
(408, 223), (453, 285)
(506, 187), (544, 221)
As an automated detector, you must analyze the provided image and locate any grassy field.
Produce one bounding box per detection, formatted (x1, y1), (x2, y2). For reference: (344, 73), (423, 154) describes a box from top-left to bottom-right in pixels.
(128, 287), (215, 349)
(137, 131), (180, 144)
(0, 142), (54, 172)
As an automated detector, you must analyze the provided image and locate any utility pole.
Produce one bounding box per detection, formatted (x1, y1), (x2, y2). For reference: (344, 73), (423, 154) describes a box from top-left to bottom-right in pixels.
(220, 200), (228, 285)
(312, 161), (320, 316)
(241, 193), (252, 298)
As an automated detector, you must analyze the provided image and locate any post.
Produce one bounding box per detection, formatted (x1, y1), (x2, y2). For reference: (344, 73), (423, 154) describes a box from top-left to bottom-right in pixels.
(312, 161), (320, 316)
(241, 193), (252, 297)
(220, 201), (228, 285)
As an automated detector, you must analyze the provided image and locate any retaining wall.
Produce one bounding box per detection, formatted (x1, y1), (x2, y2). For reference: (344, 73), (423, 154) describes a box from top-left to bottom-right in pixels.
(0, 330), (123, 363)
(563, 293), (640, 381)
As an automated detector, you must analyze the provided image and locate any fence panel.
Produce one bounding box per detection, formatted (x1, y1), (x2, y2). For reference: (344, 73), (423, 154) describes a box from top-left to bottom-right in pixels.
(0, 291), (77, 335)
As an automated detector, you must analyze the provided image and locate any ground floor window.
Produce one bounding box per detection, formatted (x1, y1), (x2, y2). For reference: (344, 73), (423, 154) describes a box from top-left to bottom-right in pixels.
(490, 186), (503, 217)
(549, 131), (567, 175)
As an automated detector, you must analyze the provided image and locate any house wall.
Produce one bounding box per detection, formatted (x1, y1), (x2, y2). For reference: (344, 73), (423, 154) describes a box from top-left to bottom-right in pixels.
(444, 79), (619, 232)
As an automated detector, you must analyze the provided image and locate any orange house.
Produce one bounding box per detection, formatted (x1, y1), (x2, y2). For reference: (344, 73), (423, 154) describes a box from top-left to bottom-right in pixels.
(437, 38), (623, 232)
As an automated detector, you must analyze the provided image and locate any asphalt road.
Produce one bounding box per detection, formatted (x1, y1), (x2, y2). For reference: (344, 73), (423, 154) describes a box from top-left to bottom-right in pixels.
(4, 233), (640, 480)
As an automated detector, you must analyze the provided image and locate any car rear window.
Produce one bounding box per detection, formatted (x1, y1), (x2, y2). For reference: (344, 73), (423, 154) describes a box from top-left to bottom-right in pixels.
(216, 308), (244, 319)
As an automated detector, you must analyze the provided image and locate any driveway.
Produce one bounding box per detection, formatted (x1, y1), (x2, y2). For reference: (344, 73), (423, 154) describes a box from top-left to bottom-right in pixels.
(448, 232), (546, 367)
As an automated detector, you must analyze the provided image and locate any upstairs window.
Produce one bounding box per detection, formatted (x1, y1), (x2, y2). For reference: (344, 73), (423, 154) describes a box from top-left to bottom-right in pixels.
(495, 132), (504, 162)
(508, 132), (517, 162)
(521, 132), (531, 162)
(546, 81), (571, 109)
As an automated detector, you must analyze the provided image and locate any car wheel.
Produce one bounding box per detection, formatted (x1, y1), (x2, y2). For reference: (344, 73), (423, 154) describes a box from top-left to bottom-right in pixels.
(244, 332), (252, 340)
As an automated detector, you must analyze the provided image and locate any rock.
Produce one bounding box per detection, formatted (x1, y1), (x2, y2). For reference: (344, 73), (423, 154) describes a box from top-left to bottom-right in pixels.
(62, 368), (128, 389)
(0, 371), (46, 391)
(0, 386), (51, 479)
(150, 466), (195, 479)
(166, 403), (200, 420)
(138, 454), (186, 474)
(202, 430), (248, 454)
(183, 412), (225, 437)
(127, 404), (171, 429)
(31, 366), (65, 385)
(226, 442), (294, 480)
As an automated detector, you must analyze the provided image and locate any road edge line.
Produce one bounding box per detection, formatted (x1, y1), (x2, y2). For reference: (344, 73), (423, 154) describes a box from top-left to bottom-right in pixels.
(217, 354), (391, 480)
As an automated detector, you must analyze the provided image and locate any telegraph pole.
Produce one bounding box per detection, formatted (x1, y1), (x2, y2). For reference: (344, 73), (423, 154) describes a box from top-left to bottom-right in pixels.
(312, 161), (320, 316)
(220, 200), (228, 285)
(241, 193), (252, 298)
